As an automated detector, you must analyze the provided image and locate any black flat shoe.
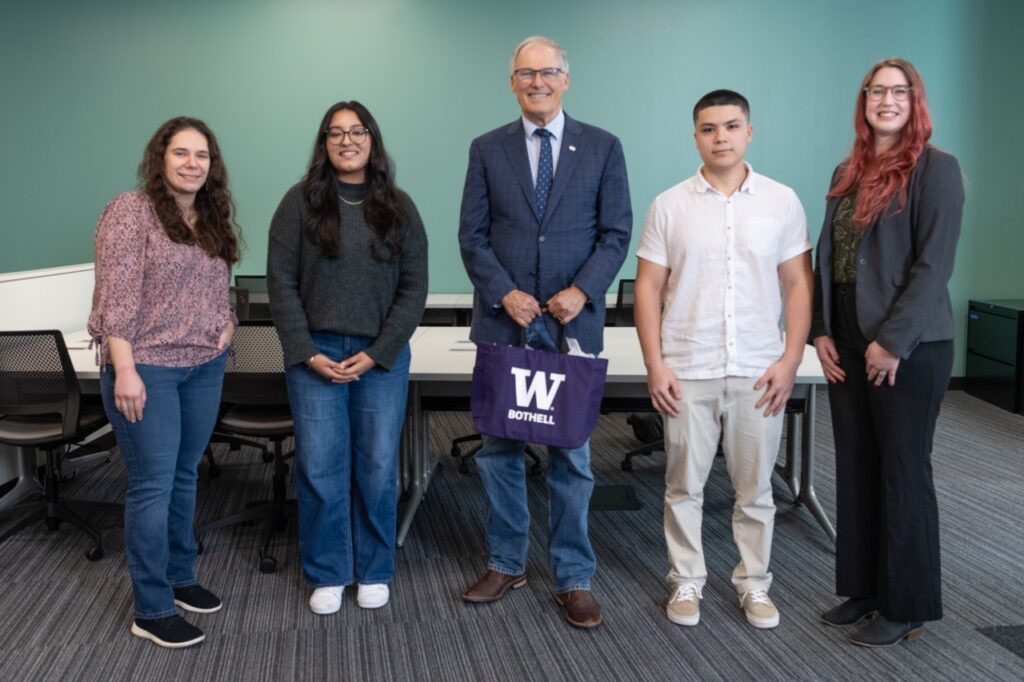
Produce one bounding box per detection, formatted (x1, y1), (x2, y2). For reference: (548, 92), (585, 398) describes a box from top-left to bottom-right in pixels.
(849, 615), (923, 647)
(131, 615), (205, 649)
(821, 597), (877, 627)
(173, 584), (223, 613)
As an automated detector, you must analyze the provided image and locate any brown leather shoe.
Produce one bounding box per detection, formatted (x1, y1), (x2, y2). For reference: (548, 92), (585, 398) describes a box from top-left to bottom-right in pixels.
(555, 590), (603, 628)
(462, 570), (527, 603)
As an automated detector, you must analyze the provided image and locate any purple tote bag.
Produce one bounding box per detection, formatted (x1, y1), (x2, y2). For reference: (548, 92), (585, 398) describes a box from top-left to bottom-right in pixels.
(470, 343), (608, 449)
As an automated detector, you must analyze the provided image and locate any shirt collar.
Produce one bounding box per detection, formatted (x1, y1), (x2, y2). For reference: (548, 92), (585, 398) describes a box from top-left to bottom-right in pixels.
(694, 162), (757, 195)
(522, 109), (565, 141)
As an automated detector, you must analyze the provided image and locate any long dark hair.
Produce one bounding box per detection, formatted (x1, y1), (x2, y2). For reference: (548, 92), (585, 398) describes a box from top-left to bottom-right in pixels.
(138, 116), (241, 264)
(301, 101), (408, 261)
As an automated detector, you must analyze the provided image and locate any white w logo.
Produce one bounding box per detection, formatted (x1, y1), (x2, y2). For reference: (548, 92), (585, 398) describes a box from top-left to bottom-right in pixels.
(510, 368), (566, 411)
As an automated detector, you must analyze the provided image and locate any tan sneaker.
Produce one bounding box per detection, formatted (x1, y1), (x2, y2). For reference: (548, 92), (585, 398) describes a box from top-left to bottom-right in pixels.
(740, 589), (779, 629)
(666, 583), (701, 626)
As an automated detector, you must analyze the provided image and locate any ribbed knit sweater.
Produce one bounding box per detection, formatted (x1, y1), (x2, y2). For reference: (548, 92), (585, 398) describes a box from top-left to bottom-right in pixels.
(267, 180), (428, 369)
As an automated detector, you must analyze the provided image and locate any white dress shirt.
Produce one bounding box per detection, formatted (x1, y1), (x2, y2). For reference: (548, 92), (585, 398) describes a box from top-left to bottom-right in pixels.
(522, 109), (565, 185)
(636, 164), (811, 379)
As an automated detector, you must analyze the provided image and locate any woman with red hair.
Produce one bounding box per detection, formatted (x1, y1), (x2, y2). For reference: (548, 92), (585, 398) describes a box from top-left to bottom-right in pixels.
(810, 58), (964, 647)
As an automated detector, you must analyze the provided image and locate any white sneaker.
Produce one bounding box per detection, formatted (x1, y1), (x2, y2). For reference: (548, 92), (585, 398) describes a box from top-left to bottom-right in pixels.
(357, 583), (389, 609)
(309, 586), (344, 615)
(666, 583), (702, 626)
(740, 589), (780, 629)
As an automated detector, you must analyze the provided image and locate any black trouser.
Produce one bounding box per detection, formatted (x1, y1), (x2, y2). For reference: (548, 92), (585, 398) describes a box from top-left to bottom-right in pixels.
(827, 283), (952, 623)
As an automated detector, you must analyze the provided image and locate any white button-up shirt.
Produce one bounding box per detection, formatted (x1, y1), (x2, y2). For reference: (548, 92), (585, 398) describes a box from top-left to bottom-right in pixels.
(636, 164), (811, 379)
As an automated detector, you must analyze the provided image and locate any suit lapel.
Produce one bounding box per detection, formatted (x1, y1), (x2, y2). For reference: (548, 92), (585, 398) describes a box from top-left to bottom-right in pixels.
(501, 120), (542, 223)
(542, 114), (583, 226)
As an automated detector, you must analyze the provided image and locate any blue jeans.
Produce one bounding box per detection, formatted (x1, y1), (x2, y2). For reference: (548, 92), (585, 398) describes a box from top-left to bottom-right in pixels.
(100, 351), (227, 619)
(285, 333), (410, 588)
(476, 317), (596, 593)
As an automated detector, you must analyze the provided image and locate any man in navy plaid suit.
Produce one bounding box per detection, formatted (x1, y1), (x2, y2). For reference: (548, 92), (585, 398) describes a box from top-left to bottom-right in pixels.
(458, 35), (632, 629)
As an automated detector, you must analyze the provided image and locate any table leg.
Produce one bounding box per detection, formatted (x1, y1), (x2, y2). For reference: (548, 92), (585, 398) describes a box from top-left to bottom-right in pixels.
(396, 383), (439, 547)
(795, 387), (836, 544)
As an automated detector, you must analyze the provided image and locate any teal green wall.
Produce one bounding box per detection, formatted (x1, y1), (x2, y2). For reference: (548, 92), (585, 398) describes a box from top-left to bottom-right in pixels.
(2, 0), (1021, 374)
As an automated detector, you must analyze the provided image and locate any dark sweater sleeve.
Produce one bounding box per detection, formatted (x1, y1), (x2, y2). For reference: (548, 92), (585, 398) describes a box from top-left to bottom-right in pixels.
(267, 185), (320, 367)
(365, 197), (429, 369)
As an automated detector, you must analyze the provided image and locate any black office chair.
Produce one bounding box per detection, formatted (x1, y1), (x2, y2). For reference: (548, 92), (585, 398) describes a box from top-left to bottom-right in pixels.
(235, 275), (271, 320)
(0, 331), (122, 560)
(196, 321), (295, 573)
(203, 286), (252, 478)
(613, 278), (635, 327)
(229, 286), (250, 322)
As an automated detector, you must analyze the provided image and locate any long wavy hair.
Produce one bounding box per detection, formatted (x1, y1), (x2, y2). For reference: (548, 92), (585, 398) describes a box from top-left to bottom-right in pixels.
(138, 116), (241, 264)
(301, 101), (408, 261)
(827, 58), (933, 227)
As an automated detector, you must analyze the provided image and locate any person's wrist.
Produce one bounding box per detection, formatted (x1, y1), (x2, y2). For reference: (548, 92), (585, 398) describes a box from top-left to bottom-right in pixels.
(305, 354), (318, 368)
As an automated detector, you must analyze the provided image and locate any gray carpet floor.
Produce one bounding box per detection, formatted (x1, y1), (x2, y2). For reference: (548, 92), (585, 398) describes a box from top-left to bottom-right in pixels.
(1, 389), (1022, 681)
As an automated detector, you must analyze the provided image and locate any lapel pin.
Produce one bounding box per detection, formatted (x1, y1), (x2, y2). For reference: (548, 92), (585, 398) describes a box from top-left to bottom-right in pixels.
(568, 145), (576, 152)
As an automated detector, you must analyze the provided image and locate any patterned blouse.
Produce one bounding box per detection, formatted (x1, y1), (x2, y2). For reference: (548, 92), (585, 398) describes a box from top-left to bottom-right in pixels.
(88, 191), (235, 367)
(831, 193), (864, 284)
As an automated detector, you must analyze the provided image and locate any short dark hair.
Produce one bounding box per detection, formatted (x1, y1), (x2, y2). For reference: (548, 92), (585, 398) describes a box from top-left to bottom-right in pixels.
(692, 89), (750, 123)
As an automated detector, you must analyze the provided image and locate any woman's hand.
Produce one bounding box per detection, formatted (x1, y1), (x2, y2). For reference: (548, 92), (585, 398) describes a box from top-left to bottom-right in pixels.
(813, 336), (846, 384)
(217, 321), (236, 351)
(865, 341), (899, 387)
(114, 368), (147, 422)
(307, 351), (377, 384)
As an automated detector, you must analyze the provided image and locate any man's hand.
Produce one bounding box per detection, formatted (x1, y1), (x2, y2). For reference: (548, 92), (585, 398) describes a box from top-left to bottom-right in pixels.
(646, 362), (681, 417)
(865, 341), (899, 388)
(501, 289), (542, 327)
(754, 355), (800, 417)
(813, 335), (846, 384)
(545, 285), (587, 325)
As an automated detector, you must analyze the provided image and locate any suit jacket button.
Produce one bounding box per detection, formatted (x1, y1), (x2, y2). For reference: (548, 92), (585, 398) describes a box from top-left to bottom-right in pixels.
(539, 236), (546, 242)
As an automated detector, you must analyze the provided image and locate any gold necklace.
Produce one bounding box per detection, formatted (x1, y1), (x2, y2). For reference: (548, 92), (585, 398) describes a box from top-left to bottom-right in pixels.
(338, 193), (365, 206)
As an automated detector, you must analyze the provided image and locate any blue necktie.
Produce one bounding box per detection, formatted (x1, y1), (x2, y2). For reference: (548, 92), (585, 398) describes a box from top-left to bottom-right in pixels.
(534, 128), (553, 217)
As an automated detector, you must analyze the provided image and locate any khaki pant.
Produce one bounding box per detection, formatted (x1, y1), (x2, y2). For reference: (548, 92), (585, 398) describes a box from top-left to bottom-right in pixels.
(663, 377), (783, 595)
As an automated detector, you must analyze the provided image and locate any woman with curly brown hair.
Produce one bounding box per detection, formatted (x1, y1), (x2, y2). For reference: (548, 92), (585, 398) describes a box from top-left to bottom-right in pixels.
(89, 116), (241, 648)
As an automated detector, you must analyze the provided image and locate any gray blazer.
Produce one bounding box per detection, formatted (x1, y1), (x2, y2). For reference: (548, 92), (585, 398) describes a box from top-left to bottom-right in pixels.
(458, 114), (632, 355)
(810, 146), (965, 359)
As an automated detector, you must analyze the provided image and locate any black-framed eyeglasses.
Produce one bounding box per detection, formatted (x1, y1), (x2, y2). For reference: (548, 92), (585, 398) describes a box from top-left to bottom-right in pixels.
(512, 67), (565, 83)
(864, 85), (912, 101)
(325, 127), (370, 144)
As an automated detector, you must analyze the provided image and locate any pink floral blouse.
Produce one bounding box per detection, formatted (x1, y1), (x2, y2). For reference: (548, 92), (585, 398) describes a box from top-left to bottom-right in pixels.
(88, 191), (235, 367)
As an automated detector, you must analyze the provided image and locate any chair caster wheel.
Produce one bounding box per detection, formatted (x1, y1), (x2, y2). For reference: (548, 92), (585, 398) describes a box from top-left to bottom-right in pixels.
(46, 518), (60, 531)
(85, 546), (103, 561)
(259, 553), (277, 574)
(262, 452), (273, 464)
(450, 445), (460, 459)
(620, 460), (633, 472)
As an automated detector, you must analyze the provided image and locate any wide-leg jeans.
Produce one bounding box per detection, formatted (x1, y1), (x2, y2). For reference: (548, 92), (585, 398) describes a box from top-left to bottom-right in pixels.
(285, 333), (410, 588)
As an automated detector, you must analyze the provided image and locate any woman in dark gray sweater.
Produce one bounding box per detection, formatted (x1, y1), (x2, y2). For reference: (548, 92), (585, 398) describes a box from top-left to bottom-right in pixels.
(267, 101), (427, 615)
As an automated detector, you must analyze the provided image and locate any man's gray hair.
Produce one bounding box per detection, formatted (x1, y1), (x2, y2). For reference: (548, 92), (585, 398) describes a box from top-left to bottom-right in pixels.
(510, 35), (569, 75)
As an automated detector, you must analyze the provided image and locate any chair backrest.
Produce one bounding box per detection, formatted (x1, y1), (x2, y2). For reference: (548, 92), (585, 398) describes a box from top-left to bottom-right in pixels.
(234, 275), (267, 294)
(615, 278), (635, 327)
(0, 330), (81, 440)
(222, 321), (288, 405)
(229, 286), (250, 322)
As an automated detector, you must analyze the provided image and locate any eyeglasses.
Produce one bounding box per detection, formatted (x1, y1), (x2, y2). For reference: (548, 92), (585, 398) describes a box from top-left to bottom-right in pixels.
(512, 67), (566, 84)
(325, 127), (370, 144)
(864, 85), (912, 101)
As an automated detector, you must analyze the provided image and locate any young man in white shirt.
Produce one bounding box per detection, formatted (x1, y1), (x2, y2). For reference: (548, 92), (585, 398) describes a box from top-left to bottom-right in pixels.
(634, 90), (813, 629)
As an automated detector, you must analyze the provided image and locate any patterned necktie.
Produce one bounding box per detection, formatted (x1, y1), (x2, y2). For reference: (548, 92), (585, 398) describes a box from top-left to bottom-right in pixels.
(534, 128), (553, 217)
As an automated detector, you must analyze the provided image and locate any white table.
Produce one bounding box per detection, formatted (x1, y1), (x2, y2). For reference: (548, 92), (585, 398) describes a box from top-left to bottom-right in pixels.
(398, 327), (833, 547)
(63, 327), (834, 548)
